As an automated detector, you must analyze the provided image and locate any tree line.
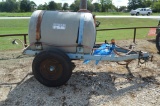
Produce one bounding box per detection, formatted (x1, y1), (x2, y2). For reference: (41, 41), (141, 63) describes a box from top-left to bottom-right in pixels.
(0, 0), (160, 12)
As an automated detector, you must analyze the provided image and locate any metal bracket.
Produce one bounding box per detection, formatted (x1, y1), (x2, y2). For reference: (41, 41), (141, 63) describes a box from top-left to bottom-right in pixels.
(76, 46), (84, 53)
(35, 42), (43, 50)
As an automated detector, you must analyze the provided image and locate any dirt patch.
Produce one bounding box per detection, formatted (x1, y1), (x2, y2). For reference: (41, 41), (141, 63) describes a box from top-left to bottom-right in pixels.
(0, 39), (160, 106)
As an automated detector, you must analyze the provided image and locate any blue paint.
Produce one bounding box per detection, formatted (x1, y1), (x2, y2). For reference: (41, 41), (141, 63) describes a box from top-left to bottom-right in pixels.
(83, 43), (116, 65)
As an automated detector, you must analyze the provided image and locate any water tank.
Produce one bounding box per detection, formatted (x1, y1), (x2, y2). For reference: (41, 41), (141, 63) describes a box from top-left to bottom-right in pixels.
(28, 10), (96, 54)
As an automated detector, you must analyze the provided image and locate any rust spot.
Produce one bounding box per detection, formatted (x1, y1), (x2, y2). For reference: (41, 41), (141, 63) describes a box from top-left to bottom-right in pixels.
(36, 11), (45, 41)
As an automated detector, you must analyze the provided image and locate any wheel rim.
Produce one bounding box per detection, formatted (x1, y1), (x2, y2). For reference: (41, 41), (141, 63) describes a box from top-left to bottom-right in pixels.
(40, 58), (63, 80)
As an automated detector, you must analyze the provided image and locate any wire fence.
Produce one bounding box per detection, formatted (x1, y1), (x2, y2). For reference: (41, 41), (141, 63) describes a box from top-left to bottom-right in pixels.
(96, 26), (158, 43)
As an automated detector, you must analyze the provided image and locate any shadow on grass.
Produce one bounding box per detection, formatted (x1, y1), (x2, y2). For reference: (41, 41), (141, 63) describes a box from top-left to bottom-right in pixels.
(147, 39), (156, 44)
(147, 39), (160, 54)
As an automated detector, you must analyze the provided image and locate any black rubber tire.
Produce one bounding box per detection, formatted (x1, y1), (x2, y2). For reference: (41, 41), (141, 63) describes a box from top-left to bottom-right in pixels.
(32, 49), (72, 87)
(156, 32), (160, 52)
(136, 12), (139, 16)
(147, 12), (150, 16)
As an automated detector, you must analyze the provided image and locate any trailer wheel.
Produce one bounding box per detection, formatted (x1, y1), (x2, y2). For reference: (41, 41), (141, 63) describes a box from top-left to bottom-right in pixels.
(32, 50), (72, 87)
(156, 32), (160, 52)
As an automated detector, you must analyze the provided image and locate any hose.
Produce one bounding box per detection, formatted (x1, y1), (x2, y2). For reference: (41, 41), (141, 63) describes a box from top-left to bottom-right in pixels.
(12, 39), (25, 49)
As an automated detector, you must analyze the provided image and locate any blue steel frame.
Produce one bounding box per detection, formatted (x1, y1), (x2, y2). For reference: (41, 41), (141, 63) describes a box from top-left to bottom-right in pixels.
(23, 47), (150, 62)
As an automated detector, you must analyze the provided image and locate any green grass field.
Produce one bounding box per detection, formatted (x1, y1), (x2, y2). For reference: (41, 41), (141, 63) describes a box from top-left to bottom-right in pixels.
(0, 17), (158, 51)
(0, 19), (29, 34)
(93, 12), (160, 16)
(0, 12), (32, 17)
(96, 18), (158, 42)
(0, 19), (29, 51)
(0, 12), (159, 17)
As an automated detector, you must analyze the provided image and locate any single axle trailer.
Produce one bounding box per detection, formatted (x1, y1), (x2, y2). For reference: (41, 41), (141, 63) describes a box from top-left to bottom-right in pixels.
(22, 10), (154, 87)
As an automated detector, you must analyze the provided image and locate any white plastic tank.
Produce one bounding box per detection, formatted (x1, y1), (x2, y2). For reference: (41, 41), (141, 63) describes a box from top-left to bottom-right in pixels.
(28, 10), (96, 54)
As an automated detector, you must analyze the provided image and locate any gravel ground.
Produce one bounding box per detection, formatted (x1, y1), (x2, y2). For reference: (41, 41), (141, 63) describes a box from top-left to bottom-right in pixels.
(0, 39), (160, 106)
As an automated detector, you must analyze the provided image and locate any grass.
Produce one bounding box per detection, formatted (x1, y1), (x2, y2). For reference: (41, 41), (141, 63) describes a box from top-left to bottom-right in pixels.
(0, 12), (32, 17)
(0, 19), (29, 51)
(0, 17), (158, 51)
(96, 18), (158, 42)
(93, 12), (129, 16)
(0, 12), (159, 17)
(93, 12), (160, 16)
(0, 19), (29, 34)
(0, 36), (26, 50)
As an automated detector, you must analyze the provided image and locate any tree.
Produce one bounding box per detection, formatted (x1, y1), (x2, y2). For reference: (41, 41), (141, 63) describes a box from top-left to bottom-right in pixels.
(70, 0), (80, 12)
(0, 0), (19, 12)
(128, 0), (138, 10)
(37, 4), (43, 10)
(128, 0), (147, 11)
(99, 0), (112, 12)
(87, 0), (94, 12)
(20, 0), (31, 12)
(48, 1), (57, 10)
(70, 0), (94, 12)
(62, 3), (69, 10)
(30, 1), (37, 11)
(93, 2), (101, 12)
(151, 0), (158, 8)
(0, 2), (6, 12)
(6, 0), (18, 12)
(143, 0), (152, 7)
(37, 3), (48, 10)
(153, 0), (160, 12)
(118, 6), (127, 12)
(57, 3), (62, 10)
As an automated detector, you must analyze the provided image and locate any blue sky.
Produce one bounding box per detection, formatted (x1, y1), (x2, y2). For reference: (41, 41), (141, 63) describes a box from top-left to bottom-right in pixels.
(33, 0), (128, 7)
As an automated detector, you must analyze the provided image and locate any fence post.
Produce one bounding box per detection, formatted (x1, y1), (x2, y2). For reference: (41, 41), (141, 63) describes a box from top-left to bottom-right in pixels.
(24, 34), (27, 47)
(133, 28), (136, 43)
